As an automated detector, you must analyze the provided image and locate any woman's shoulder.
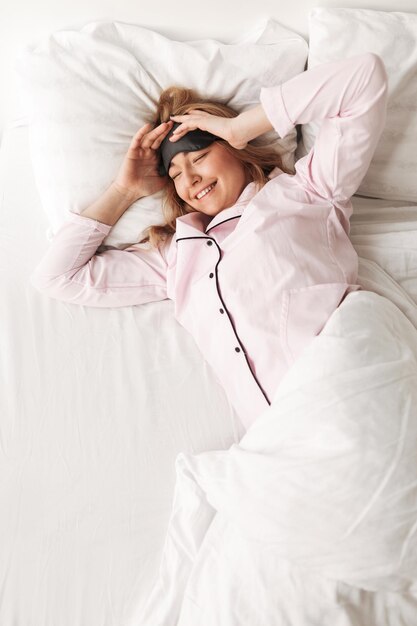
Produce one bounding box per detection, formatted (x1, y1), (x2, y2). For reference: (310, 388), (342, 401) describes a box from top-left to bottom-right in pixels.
(127, 232), (175, 266)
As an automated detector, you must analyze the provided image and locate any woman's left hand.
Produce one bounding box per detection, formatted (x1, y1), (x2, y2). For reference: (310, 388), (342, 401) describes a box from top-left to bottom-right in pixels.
(168, 110), (248, 150)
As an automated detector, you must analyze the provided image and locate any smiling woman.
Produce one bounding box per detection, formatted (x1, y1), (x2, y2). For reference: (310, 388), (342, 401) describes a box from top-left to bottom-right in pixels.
(166, 142), (252, 218)
(144, 84), (290, 245)
(30, 53), (387, 433)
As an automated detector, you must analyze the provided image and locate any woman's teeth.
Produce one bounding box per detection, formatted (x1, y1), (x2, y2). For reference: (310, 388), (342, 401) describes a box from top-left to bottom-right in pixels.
(196, 182), (216, 200)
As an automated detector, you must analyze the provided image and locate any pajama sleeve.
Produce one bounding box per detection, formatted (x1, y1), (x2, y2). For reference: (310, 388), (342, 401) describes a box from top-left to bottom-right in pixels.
(259, 53), (388, 206)
(30, 212), (169, 307)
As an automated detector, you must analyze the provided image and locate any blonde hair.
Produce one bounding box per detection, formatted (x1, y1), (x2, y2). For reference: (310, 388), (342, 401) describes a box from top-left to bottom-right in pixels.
(142, 86), (293, 248)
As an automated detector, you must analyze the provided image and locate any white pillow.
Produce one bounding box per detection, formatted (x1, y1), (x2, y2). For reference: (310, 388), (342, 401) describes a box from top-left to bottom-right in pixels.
(14, 19), (308, 249)
(303, 7), (417, 203)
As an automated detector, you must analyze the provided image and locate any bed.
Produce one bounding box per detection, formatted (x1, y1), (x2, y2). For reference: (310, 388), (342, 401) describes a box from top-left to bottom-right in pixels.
(1, 6), (417, 626)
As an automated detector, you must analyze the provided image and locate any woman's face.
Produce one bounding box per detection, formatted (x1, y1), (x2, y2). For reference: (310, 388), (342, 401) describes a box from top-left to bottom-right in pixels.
(168, 142), (251, 217)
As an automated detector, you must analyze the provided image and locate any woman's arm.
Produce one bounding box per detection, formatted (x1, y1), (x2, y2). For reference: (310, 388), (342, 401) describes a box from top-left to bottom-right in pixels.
(257, 53), (388, 204)
(31, 122), (175, 307)
(183, 53), (386, 209)
(79, 182), (139, 226)
(169, 54), (387, 208)
(231, 104), (274, 145)
(30, 210), (170, 308)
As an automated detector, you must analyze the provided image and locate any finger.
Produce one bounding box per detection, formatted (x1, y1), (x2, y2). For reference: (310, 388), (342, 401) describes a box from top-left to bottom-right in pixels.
(169, 115), (190, 122)
(149, 122), (175, 149)
(169, 110), (205, 122)
(138, 121), (172, 141)
(134, 121), (171, 138)
(149, 130), (172, 150)
(129, 123), (152, 145)
(169, 131), (189, 142)
(171, 121), (197, 135)
(169, 124), (195, 141)
(139, 121), (174, 149)
(169, 114), (207, 138)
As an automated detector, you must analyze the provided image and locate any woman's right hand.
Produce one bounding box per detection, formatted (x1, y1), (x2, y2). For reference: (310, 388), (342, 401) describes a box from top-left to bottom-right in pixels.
(113, 121), (175, 201)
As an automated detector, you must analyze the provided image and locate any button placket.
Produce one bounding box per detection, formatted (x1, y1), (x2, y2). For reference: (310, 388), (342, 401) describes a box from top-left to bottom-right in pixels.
(205, 237), (241, 356)
(207, 238), (215, 279)
(176, 236), (270, 408)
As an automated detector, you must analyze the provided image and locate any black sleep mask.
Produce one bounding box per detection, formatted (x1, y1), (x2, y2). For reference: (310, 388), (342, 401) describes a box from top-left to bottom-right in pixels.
(158, 122), (220, 177)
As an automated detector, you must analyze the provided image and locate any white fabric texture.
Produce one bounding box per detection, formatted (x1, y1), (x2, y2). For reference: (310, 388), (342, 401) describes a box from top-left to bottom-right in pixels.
(0, 122), (246, 625)
(301, 7), (417, 203)
(13, 19), (308, 249)
(4, 12), (417, 620)
(137, 290), (417, 625)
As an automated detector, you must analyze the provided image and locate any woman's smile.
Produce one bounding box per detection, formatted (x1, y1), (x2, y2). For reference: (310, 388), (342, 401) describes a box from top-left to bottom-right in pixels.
(195, 182), (217, 201)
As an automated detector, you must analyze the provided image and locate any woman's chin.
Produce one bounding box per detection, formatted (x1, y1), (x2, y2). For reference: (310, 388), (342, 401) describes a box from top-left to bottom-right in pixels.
(203, 205), (224, 217)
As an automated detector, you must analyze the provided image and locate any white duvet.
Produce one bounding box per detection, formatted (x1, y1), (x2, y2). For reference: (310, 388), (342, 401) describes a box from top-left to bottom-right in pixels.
(136, 290), (417, 626)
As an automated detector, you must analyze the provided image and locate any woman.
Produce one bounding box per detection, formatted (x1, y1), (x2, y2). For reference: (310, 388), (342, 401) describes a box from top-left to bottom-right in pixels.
(31, 53), (388, 431)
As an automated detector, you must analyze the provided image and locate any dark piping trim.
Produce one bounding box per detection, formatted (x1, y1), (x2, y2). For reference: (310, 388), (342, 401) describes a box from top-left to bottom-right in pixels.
(176, 235), (271, 406)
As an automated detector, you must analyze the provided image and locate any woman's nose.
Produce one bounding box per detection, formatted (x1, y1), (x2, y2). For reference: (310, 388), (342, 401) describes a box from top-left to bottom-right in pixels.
(183, 169), (200, 187)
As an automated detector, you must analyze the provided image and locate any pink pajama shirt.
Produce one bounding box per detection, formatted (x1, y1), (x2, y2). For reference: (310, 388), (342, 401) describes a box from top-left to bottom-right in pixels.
(31, 53), (388, 430)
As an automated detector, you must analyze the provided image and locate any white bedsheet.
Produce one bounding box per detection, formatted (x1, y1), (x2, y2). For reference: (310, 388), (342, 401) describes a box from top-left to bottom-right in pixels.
(1, 120), (417, 625)
(0, 122), (244, 625)
(137, 291), (417, 626)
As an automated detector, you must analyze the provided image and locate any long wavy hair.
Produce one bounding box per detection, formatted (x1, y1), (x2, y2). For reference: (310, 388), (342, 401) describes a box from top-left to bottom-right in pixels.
(142, 86), (293, 248)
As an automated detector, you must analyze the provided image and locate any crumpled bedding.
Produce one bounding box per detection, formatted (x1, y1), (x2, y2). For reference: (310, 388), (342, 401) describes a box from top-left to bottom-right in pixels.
(3, 121), (417, 626)
(136, 290), (417, 626)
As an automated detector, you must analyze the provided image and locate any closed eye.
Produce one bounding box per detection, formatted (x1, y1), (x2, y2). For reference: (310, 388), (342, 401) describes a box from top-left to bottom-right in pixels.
(172, 153), (207, 180)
